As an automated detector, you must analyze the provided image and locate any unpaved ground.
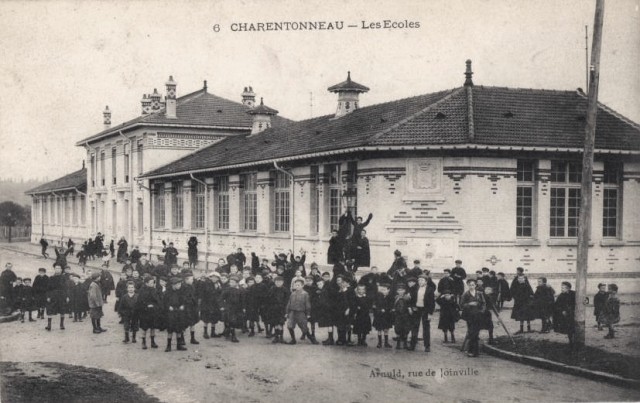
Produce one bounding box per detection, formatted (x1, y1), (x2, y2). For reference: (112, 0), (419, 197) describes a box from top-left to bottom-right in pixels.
(1, 245), (639, 402)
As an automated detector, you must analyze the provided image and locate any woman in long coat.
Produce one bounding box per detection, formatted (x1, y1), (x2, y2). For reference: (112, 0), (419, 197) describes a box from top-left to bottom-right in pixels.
(510, 275), (535, 333)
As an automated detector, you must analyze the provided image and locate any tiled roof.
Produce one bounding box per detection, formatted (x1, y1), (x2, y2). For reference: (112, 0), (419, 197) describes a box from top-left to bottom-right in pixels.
(25, 168), (87, 195)
(76, 89), (292, 145)
(141, 85), (640, 179)
(248, 98), (278, 115)
(328, 72), (370, 93)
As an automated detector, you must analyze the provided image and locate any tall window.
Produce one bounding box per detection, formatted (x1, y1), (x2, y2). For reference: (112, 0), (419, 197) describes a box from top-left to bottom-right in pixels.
(516, 160), (535, 237)
(137, 201), (144, 236)
(112, 147), (117, 185)
(192, 181), (206, 229)
(90, 154), (96, 187)
(309, 166), (320, 234)
(123, 143), (130, 183)
(216, 176), (229, 230)
(241, 173), (257, 231)
(33, 200), (39, 223)
(42, 199), (47, 224)
(550, 161), (581, 237)
(100, 151), (106, 186)
(71, 196), (77, 225)
(172, 182), (184, 229)
(602, 162), (622, 238)
(137, 139), (144, 175)
(327, 164), (341, 231)
(153, 183), (165, 228)
(57, 197), (62, 225)
(80, 196), (85, 225)
(273, 171), (290, 232)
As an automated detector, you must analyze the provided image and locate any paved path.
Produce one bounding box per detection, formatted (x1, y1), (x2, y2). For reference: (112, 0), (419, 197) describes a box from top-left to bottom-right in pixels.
(1, 247), (639, 402)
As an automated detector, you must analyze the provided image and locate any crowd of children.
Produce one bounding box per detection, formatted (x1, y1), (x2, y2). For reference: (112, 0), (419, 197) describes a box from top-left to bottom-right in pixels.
(0, 242), (624, 357)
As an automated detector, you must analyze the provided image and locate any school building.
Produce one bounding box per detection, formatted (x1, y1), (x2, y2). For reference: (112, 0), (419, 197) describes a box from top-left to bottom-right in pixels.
(27, 61), (640, 282)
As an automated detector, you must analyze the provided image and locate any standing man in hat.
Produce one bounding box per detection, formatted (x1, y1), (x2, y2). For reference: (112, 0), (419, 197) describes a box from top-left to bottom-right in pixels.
(450, 259), (467, 304)
(409, 273), (436, 352)
(0, 263), (17, 314)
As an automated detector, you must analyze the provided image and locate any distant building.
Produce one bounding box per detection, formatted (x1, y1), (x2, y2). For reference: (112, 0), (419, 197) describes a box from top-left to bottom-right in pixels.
(28, 61), (640, 277)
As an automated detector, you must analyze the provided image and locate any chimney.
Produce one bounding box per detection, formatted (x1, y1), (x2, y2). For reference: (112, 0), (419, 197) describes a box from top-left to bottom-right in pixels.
(464, 59), (474, 87)
(242, 86), (256, 107)
(141, 94), (151, 115)
(327, 71), (369, 118)
(150, 88), (163, 111)
(103, 105), (111, 129)
(165, 75), (177, 119)
(246, 97), (278, 135)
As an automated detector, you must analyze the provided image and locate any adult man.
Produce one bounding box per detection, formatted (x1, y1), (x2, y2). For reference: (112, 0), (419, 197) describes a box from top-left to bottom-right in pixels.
(162, 241), (179, 267)
(451, 259), (467, 303)
(409, 273), (436, 352)
(0, 263), (17, 313)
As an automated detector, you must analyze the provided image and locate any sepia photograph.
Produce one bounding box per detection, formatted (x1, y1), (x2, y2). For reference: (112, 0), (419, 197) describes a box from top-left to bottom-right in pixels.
(0, 0), (639, 401)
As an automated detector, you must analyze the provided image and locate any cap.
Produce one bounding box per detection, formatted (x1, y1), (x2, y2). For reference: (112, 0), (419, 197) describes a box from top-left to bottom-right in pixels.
(170, 277), (182, 285)
(455, 259), (462, 264)
(396, 283), (407, 290)
(38, 268), (46, 272)
(91, 272), (101, 280)
(597, 283), (606, 288)
(413, 260), (420, 264)
(246, 276), (255, 283)
(417, 274), (428, 280)
(406, 277), (417, 283)
(440, 288), (452, 294)
(482, 267), (490, 272)
(274, 276), (284, 282)
(321, 271), (331, 276)
(394, 250), (402, 256)
(443, 269), (451, 273)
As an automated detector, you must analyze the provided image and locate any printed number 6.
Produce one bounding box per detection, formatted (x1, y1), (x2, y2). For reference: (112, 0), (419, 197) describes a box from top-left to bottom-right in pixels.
(213, 24), (220, 32)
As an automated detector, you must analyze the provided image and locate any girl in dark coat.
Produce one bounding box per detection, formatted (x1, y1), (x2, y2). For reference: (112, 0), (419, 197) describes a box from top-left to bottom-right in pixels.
(532, 278), (555, 333)
(352, 284), (372, 346)
(436, 288), (460, 343)
(220, 277), (245, 343)
(266, 277), (289, 343)
(316, 278), (336, 345)
(244, 277), (260, 337)
(372, 283), (394, 348)
(164, 277), (188, 352)
(187, 237), (198, 269)
(197, 273), (222, 338)
(182, 273), (200, 345)
(32, 268), (49, 319)
(553, 281), (576, 349)
(136, 276), (161, 349)
(510, 274), (535, 333)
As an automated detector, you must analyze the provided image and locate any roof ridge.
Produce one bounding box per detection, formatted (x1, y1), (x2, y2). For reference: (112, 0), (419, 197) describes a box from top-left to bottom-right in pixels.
(575, 90), (640, 131)
(477, 85), (578, 95)
(366, 88), (465, 144)
(140, 89), (208, 123)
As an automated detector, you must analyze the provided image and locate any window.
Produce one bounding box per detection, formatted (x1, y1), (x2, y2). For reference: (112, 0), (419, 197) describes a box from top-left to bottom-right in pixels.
(309, 166), (320, 234)
(80, 196), (85, 225)
(90, 154), (96, 187)
(550, 161), (581, 237)
(216, 176), (229, 230)
(516, 160), (535, 237)
(33, 200), (39, 223)
(71, 196), (77, 225)
(137, 139), (144, 175)
(241, 173), (257, 231)
(123, 143), (130, 183)
(112, 147), (117, 185)
(42, 199), (47, 224)
(172, 182), (184, 229)
(57, 197), (62, 225)
(327, 164), (341, 231)
(602, 162), (622, 238)
(192, 181), (205, 229)
(273, 171), (290, 232)
(100, 151), (106, 186)
(137, 201), (144, 236)
(153, 183), (165, 228)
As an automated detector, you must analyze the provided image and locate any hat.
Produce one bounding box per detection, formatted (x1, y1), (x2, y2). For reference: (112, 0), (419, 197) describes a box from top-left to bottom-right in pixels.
(91, 271), (101, 280)
(182, 270), (194, 277)
(482, 267), (490, 272)
(396, 283), (407, 290)
(210, 271), (221, 279)
(406, 277), (417, 283)
(455, 259), (462, 264)
(274, 276), (284, 282)
(417, 274), (428, 280)
(561, 281), (572, 289)
(170, 277), (182, 285)
(516, 267), (524, 273)
(229, 275), (240, 282)
(246, 276), (255, 283)
(378, 282), (390, 289)
(466, 278), (477, 284)
(159, 276), (169, 282)
(608, 284), (618, 292)
(597, 283), (606, 288)
(440, 288), (452, 294)
(443, 269), (451, 273)
(413, 260), (421, 264)
(321, 271), (331, 276)
(394, 250), (402, 257)
(38, 268), (46, 273)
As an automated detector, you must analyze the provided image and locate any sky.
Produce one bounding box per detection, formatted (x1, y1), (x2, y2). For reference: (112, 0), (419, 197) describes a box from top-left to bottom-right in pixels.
(0, 0), (638, 181)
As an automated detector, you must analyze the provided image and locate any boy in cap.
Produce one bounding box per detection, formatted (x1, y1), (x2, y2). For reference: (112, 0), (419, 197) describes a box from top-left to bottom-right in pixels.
(165, 277), (188, 352)
(285, 278), (318, 345)
(593, 283), (608, 331)
(393, 283), (412, 349)
(18, 278), (35, 322)
(450, 259), (467, 304)
(532, 277), (555, 333)
(88, 271), (106, 334)
(182, 271), (200, 345)
(372, 282), (394, 348)
(33, 268), (49, 319)
(118, 281), (139, 343)
(198, 270), (222, 339)
(244, 276), (260, 337)
(496, 272), (511, 311)
(69, 275), (87, 323)
(436, 288), (459, 343)
(600, 284), (620, 339)
(267, 276), (289, 343)
(352, 284), (372, 346)
(137, 275), (161, 349)
(335, 275), (356, 346)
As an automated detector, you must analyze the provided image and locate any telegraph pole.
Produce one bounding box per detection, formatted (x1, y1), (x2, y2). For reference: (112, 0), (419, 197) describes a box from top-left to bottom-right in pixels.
(575, 0), (605, 349)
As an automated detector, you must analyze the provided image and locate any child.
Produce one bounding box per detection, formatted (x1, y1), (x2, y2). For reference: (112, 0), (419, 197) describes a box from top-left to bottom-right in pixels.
(436, 288), (459, 343)
(392, 283), (412, 349)
(290, 270), (305, 292)
(335, 275), (356, 346)
(45, 264), (68, 331)
(372, 283), (394, 348)
(285, 278), (318, 345)
(136, 275), (161, 349)
(267, 276), (289, 343)
(198, 270), (222, 339)
(13, 278), (24, 316)
(253, 274), (267, 335)
(460, 279), (485, 357)
(21, 278), (36, 322)
(496, 272), (511, 311)
(69, 275), (87, 322)
(593, 283), (608, 331)
(599, 284), (620, 339)
(510, 273), (534, 334)
(32, 268), (49, 319)
(303, 276), (318, 339)
(182, 272), (200, 345)
(244, 277), (259, 337)
(101, 249), (111, 268)
(165, 277), (188, 352)
(220, 276), (245, 343)
(352, 284), (372, 346)
(553, 281), (576, 350)
(88, 271), (106, 334)
(480, 286), (496, 345)
(533, 277), (555, 333)
(118, 282), (139, 343)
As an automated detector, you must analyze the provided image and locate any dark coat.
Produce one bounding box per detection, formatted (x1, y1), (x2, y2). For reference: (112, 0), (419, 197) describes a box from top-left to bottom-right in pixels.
(130, 249), (141, 265)
(289, 254), (307, 276)
(334, 287), (356, 327)
(197, 278), (221, 324)
(437, 276), (455, 294)
(387, 256), (407, 278)
(436, 293), (460, 330)
(496, 278), (512, 302)
(117, 239), (128, 262)
(593, 291), (609, 318)
(372, 292), (394, 330)
(220, 286), (245, 328)
(393, 294), (412, 334)
(181, 283), (199, 326)
(327, 236), (343, 265)
(136, 285), (163, 330)
(100, 270), (115, 295)
(354, 237), (370, 267)
(163, 246), (179, 267)
(187, 238), (198, 263)
(598, 295), (620, 326)
(314, 285), (334, 327)
(16, 285), (34, 311)
(409, 282), (436, 315)
(460, 290), (486, 323)
(352, 294), (372, 334)
(265, 286), (289, 325)
(533, 285), (555, 319)
(553, 290), (576, 335)
(164, 286), (188, 333)
(450, 266), (467, 295)
(510, 279), (535, 321)
(32, 274), (49, 308)
(53, 247), (72, 269)
(244, 284), (260, 321)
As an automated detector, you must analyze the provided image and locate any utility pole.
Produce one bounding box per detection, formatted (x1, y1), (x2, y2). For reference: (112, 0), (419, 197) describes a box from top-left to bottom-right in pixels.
(585, 25), (589, 89)
(575, 0), (605, 349)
